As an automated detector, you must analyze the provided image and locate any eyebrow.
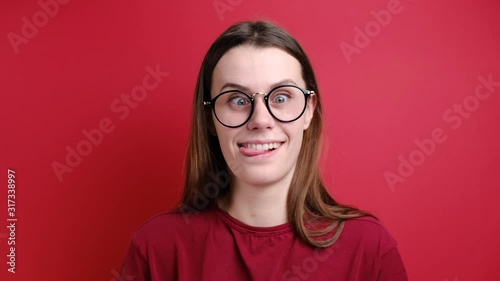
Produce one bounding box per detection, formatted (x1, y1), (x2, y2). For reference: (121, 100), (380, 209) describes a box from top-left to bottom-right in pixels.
(219, 79), (298, 93)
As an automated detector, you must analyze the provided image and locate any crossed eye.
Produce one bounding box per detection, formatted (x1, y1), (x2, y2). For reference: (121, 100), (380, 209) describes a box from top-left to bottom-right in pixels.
(229, 95), (251, 107)
(204, 85), (314, 128)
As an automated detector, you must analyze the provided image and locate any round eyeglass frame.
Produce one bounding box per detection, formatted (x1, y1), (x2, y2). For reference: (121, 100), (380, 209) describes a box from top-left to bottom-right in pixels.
(203, 84), (315, 128)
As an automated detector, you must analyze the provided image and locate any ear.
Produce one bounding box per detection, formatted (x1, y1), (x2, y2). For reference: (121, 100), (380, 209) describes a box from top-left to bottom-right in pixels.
(303, 93), (317, 130)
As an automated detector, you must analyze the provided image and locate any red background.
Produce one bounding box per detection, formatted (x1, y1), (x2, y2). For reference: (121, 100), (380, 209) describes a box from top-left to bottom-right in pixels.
(1, 0), (499, 280)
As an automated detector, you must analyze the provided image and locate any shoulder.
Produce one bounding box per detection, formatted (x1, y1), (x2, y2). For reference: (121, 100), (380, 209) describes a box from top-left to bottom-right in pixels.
(133, 207), (218, 238)
(130, 207), (218, 256)
(343, 215), (388, 233)
(339, 215), (398, 255)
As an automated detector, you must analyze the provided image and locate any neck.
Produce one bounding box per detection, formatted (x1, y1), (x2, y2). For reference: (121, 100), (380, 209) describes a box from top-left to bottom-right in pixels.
(219, 174), (293, 227)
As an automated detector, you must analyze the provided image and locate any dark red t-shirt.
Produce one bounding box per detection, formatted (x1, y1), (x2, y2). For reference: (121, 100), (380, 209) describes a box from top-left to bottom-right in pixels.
(120, 205), (408, 281)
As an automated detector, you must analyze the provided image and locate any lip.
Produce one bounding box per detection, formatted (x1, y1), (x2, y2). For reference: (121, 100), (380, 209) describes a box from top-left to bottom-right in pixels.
(238, 140), (285, 157)
(238, 139), (284, 144)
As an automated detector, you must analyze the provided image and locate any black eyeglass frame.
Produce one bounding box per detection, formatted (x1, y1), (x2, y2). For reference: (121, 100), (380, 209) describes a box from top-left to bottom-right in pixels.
(203, 84), (315, 128)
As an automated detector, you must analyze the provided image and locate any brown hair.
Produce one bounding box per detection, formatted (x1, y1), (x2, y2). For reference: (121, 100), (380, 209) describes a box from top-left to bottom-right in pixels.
(180, 20), (372, 248)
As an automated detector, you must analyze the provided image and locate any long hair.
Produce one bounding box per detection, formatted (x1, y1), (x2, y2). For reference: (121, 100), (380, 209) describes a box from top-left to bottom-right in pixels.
(180, 20), (372, 248)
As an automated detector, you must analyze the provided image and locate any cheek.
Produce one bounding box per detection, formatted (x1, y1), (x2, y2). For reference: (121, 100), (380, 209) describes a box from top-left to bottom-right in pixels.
(214, 124), (237, 153)
(292, 130), (305, 148)
(284, 123), (305, 148)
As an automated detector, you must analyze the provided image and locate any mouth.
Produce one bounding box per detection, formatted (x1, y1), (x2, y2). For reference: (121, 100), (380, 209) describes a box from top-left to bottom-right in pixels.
(237, 141), (284, 157)
(237, 142), (282, 151)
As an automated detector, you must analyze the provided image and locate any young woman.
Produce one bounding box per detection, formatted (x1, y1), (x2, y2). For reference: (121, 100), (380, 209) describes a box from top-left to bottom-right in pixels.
(121, 21), (408, 281)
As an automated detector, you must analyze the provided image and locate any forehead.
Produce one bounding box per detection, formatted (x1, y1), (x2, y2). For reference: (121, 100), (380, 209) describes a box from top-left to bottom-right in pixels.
(211, 45), (304, 95)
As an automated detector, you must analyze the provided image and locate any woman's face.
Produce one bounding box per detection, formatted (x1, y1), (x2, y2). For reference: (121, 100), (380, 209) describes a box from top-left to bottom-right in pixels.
(211, 45), (316, 187)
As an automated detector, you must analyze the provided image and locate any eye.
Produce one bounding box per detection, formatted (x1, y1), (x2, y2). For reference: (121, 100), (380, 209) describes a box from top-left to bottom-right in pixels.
(273, 93), (289, 104)
(229, 95), (250, 106)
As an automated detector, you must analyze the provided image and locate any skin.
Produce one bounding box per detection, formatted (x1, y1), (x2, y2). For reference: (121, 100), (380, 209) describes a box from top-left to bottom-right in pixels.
(211, 45), (316, 227)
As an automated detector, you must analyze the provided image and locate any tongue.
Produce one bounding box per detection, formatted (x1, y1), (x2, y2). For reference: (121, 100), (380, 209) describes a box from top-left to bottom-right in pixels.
(239, 146), (273, 156)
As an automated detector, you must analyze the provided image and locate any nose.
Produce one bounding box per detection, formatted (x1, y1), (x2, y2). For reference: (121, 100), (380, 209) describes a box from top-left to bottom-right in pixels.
(246, 93), (275, 130)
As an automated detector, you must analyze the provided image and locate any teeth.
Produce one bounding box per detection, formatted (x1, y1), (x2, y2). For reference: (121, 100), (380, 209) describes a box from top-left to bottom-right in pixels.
(245, 142), (282, 151)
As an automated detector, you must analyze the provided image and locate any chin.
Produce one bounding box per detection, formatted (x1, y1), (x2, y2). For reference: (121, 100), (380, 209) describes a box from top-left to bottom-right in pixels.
(234, 168), (292, 187)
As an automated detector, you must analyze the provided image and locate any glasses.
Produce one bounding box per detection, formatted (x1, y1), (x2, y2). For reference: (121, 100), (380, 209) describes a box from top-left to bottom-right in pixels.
(204, 85), (315, 128)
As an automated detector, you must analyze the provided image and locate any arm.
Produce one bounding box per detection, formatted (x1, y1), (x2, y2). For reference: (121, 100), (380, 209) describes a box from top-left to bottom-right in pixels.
(119, 238), (151, 281)
(377, 247), (408, 281)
